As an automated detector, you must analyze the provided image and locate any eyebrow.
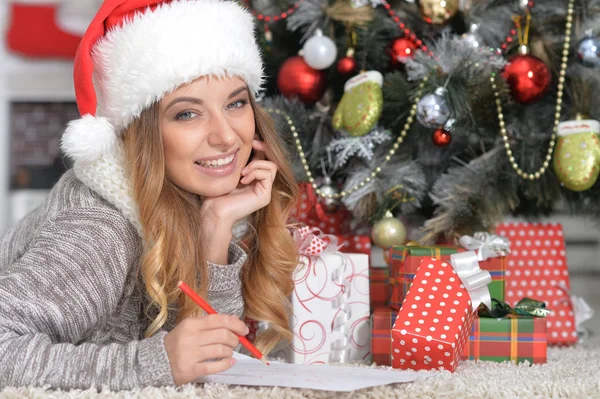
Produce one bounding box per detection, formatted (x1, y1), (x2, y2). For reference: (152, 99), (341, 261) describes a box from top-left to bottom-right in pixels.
(164, 86), (248, 111)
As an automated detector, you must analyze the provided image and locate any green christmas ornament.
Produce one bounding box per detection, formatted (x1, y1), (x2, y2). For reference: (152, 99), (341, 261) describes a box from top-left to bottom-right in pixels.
(553, 118), (600, 191)
(332, 71), (383, 137)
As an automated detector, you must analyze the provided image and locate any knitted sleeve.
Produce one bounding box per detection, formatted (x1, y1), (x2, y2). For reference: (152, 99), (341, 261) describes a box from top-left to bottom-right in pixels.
(0, 207), (174, 391)
(206, 242), (247, 317)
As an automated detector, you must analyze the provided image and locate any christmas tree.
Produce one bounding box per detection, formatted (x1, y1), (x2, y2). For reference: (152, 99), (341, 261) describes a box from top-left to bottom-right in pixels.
(250, 0), (600, 246)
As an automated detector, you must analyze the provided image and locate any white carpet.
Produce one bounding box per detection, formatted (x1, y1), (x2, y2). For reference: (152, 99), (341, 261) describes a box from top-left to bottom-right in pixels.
(2, 338), (599, 398)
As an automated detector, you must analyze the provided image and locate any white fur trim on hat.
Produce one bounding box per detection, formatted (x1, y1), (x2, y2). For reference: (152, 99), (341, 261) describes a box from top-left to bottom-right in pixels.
(344, 71), (383, 92)
(61, 115), (117, 162)
(92, 0), (264, 132)
(558, 119), (600, 136)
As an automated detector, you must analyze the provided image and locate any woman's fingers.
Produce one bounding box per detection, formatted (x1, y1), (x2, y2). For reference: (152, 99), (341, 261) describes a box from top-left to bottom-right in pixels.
(187, 315), (249, 336)
(192, 357), (236, 378)
(241, 166), (275, 184)
(241, 160), (277, 182)
(196, 344), (235, 363)
(196, 328), (240, 348)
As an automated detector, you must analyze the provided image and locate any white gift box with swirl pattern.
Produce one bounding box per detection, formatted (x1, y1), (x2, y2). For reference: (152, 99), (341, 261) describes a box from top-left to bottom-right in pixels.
(277, 252), (371, 365)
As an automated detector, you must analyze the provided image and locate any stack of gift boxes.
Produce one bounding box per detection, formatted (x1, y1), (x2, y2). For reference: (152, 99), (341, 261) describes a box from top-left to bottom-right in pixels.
(373, 240), (550, 370)
(274, 184), (580, 370)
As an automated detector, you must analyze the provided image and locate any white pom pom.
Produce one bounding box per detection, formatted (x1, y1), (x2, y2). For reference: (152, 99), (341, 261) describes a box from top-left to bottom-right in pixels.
(61, 115), (117, 162)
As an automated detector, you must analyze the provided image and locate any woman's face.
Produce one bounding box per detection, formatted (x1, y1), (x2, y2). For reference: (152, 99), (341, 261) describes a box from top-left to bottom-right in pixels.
(160, 76), (255, 199)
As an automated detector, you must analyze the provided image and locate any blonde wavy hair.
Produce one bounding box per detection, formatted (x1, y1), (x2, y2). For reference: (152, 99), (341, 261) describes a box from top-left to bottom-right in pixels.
(122, 94), (299, 354)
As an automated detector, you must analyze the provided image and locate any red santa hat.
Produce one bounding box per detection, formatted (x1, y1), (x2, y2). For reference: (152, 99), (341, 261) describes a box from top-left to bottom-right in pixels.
(61, 0), (264, 163)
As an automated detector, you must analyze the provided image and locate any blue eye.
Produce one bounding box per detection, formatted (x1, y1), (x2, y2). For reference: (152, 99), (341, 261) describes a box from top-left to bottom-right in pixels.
(227, 99), (248, 110)
(175, 111), (197, 121)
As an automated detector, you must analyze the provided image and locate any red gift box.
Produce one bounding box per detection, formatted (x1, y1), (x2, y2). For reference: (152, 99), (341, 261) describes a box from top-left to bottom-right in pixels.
(291, 183), (352, 235)
(372, 313), (547, 367)
(336, 235), (372, 255)
(371, 307), (397, 366)
(369, 266), (391, 310)
(391, 257), (475, 372)
(245, 318), (259, 343)
(496, 222), (577, 346)
(389, 245), (506, 310)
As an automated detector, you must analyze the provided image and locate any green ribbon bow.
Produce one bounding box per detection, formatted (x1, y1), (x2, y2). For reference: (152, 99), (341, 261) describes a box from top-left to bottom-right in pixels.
(478, 298), (551, 318)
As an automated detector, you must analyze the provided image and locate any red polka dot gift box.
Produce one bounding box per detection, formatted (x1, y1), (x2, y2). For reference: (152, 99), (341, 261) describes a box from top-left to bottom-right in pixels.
(291, 183), (352, 235)
(495, 223), (578, 346)
(334, 235), (372, 256)
(391, 253), (491, 372)
(388, 245), (506, 311)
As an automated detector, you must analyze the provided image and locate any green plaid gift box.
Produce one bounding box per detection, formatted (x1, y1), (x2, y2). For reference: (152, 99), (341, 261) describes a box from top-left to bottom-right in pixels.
(462, 316), (547, 364)
(389, 245), (506, 310)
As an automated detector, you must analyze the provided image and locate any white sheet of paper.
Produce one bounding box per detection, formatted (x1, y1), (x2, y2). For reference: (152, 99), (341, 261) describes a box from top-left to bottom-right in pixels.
(199, 352), (432, 392)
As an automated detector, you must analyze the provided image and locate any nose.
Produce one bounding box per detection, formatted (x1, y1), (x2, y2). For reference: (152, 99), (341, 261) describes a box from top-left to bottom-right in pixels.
(206, 112), (237, 149)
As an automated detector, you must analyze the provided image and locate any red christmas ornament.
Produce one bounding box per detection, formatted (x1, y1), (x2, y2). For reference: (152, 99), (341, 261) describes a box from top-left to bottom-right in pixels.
(277, 56), (327, 104)
(432, 128), (452, 147)
(502, 53), (551, 104)
(390, 37), (417, 66)
(337, 56), (357, 75)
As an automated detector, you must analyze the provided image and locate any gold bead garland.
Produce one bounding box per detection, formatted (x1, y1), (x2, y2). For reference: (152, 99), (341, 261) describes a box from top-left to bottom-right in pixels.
(266, 77), (428, 200)
(491, 0), (574, 181)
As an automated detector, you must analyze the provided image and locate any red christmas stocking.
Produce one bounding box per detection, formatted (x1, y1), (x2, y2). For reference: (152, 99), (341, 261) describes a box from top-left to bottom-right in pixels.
(6, 1), (83, 59)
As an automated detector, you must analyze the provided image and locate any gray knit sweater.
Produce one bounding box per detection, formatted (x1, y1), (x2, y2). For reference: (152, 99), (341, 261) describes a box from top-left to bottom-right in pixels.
(0, 170), (247, 391)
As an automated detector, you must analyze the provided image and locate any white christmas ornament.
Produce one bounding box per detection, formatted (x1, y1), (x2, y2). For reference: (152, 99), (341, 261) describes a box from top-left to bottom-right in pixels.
(303, 29), (337, 70)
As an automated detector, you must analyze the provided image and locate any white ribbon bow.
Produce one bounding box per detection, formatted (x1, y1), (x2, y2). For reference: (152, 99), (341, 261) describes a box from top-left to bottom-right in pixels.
(450, 251), (492, 311)
(556, 282), (595, 336)
(572, 296), (595, 331)
(459, 232), (511, 261)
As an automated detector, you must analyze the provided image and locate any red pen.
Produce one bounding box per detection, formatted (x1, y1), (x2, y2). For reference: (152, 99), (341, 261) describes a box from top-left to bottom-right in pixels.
(177, 281), (270, 366)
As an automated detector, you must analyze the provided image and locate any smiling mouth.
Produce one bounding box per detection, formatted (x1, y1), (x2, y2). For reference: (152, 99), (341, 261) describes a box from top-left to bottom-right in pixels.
(194, 152), (237, 168)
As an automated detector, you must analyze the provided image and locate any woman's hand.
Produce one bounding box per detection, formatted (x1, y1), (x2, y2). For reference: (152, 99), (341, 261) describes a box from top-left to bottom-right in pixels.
(164, 314), (249, 385)
(200, 139), (277, 228)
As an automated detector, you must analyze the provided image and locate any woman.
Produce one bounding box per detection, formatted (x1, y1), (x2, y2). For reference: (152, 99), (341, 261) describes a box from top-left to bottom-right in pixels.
(0, 0), (298, 391)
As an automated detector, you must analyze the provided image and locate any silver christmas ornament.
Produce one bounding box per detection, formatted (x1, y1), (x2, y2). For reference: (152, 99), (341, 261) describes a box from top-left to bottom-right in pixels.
(303, 29), (338, 70)
(577, 33), (600, 68)
(318, 177), (339, 212)
(416, 87), (451, 128)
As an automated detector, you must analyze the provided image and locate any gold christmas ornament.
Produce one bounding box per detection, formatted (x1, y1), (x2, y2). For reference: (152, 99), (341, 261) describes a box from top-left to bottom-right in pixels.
(371, 211), (407, 249)
(333, 70), (384, 137)
(419, 0), (459, 25)
(406, 240), (420, 246)
(325, 0), (374, 26)
(553, 119), (600, 191)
